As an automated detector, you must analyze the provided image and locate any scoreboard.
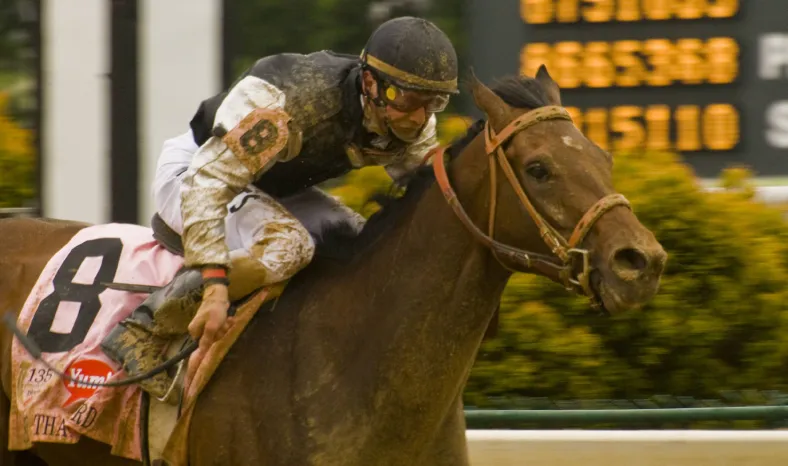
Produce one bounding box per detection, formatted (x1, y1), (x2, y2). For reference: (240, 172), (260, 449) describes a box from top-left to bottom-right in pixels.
(467, 0), (788, 178)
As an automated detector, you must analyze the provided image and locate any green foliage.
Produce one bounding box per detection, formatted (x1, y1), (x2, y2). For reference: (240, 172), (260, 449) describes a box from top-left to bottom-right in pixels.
(329, 166), (393, 218)
(0, 3), (27, 67)
(229, 0), (373, 76)
(465, 149), (788, 405)
(327, 113), (473, 215)
(464, 292), (629, 407)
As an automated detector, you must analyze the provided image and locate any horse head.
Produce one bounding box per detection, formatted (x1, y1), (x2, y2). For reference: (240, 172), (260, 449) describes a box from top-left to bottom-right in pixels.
(437, 65), (667, 315)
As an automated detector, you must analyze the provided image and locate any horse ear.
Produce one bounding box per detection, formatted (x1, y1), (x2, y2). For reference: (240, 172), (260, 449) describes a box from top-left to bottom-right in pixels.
(535, 64), (562, 106)
(468, 69), (510, 132)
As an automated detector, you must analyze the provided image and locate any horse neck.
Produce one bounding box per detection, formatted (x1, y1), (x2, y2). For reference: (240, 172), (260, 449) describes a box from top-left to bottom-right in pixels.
(223, 134), (514, 453)
(348, 133), (512, 400)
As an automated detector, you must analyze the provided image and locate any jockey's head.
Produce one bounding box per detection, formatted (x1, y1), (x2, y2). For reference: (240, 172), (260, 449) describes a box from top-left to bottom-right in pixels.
(359, 16), (459, 142)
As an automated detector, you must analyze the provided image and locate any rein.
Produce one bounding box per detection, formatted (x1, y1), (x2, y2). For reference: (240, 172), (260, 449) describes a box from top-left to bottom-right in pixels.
(432, 105), (630, 310)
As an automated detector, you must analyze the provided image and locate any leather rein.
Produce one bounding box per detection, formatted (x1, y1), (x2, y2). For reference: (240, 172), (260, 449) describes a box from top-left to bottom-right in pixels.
(431, 105), (631, 311)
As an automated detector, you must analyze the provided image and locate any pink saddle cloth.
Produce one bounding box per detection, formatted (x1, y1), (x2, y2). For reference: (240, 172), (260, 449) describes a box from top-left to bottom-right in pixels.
(8, 223), (184, 461)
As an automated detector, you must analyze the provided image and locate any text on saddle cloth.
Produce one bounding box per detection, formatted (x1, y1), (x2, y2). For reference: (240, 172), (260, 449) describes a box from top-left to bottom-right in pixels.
(8, 223), (185, 461)
(7, 222), (285, 463)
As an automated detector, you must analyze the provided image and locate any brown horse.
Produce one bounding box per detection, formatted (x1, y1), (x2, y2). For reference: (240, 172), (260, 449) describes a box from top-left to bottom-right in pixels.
(0, 67), (666, 465)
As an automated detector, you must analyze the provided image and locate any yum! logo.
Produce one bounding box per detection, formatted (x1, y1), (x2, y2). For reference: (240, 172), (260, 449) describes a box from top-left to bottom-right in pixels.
(62, 359), (115, 407)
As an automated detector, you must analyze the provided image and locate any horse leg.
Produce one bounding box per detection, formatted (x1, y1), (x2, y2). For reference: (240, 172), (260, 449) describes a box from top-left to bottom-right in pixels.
(417, 395), (470, 466)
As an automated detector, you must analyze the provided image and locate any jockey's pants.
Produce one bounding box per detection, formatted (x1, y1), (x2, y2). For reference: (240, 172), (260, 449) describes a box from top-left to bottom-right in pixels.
(152, 130), (366, 290)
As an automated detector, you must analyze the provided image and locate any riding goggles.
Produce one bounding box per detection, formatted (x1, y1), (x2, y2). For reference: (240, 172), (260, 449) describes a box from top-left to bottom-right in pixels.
(379, 82), (450, 113)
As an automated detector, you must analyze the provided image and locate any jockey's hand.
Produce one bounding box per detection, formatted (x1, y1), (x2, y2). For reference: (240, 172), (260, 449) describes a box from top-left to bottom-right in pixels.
(188, 283), (233, 353)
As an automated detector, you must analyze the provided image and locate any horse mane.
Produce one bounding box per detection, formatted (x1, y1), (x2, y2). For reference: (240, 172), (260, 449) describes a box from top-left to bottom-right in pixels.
(314, 74), (551, 262)
(487, 75), (553, 110)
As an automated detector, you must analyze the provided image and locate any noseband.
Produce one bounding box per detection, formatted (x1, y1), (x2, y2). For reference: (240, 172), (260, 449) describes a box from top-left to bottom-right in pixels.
(432, 105), (631, 310)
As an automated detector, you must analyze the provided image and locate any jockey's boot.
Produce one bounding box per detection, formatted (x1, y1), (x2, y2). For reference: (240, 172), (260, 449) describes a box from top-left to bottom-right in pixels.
(100, 268), (204, 404)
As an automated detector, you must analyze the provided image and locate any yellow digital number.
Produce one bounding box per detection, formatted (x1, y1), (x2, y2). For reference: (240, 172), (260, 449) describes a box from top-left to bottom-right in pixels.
(707, 0), (739, 18)
(674, 0), (704, 19)
(643, 39), (674, 86)
(706, 37), (739, 84)
(703, 104), (739, 150)
(521, 0), (553, 24)
(675, 105), (701, 151)
(553, 41), (583, 88)
(520, 38), (738, 87)
(616, 0), (641, 21)
(569, 104), (739, 152)
(521, 43), (551, 79)
(556, 0), (580, 22)
(612, 40), (645, 87)
(565, 106), (583, 130)
(521, 0), (739, 23)
(645, 105), (671, 150)
(611, 106), (645, 150)
(675, 39), (706, 84)
(583, 42), (615, 88)
(643, 0), (671, 20)
(585, 108), (609, 150)
(582, 0), (613, 22)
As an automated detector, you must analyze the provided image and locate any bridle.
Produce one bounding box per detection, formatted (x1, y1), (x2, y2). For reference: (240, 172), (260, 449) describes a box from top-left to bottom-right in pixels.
(431, 105), (631, 310)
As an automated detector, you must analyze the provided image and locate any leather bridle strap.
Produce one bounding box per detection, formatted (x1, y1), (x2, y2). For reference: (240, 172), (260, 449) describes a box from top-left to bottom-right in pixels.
(432, 146), (568, 278)
(431, 105), (632, 307)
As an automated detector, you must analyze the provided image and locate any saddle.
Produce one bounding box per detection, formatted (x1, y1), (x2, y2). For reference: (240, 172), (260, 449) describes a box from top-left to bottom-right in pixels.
(150, 213), (187, 257)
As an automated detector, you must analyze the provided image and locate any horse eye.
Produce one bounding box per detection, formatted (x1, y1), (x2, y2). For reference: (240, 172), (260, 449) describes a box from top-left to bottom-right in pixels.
(525, 162), (550, 181)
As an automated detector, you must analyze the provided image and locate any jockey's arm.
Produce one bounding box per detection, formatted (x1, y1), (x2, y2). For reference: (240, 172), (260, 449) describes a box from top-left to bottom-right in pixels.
(384, 114), (439, 182)
(180, 76), (293, 271)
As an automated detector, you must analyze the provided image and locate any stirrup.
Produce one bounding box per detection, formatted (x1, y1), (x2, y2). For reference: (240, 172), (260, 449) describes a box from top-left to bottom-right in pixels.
(155, 359), (186, 405)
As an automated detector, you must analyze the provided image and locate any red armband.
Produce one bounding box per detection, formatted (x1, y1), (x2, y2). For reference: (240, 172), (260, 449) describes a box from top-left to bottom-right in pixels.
(201, 267), (229, 286)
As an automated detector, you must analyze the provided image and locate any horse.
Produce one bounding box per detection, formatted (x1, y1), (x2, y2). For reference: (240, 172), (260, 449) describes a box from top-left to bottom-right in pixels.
(0, 66), (666, 465)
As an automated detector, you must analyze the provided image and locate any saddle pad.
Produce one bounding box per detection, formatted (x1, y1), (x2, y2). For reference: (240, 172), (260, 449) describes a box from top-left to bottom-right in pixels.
(8, 223), (184, 461)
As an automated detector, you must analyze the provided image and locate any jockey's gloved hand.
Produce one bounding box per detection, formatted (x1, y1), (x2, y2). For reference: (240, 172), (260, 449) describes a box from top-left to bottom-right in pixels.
(188, 269), (233, 354)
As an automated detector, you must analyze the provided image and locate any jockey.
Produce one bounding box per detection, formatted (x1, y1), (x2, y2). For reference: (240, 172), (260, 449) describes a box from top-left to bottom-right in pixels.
(100, 16), (459, 402)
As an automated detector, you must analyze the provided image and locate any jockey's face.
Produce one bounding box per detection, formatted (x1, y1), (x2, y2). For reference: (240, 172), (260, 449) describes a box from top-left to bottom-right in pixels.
(361, 70), (448, 142)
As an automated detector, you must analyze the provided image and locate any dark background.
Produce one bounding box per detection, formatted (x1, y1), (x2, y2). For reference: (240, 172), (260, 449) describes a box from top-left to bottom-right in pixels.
(467, 0), (788, 178)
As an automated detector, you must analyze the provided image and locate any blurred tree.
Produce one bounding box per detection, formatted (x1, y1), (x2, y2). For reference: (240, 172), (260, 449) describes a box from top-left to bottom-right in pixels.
(229, 0), (374, 76)
(463, 280), (628, 407)
(463, 150), (788, 404)
(0, 92), (36, 207)
(228, 0), (467, 114)
(0, 1), (23, 66)
(0, 0), (37, 125)
(0, 0), (36, 72)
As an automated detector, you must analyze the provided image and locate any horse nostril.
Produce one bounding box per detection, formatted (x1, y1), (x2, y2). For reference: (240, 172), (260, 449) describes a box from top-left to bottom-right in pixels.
(613, 247), (648, 273)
